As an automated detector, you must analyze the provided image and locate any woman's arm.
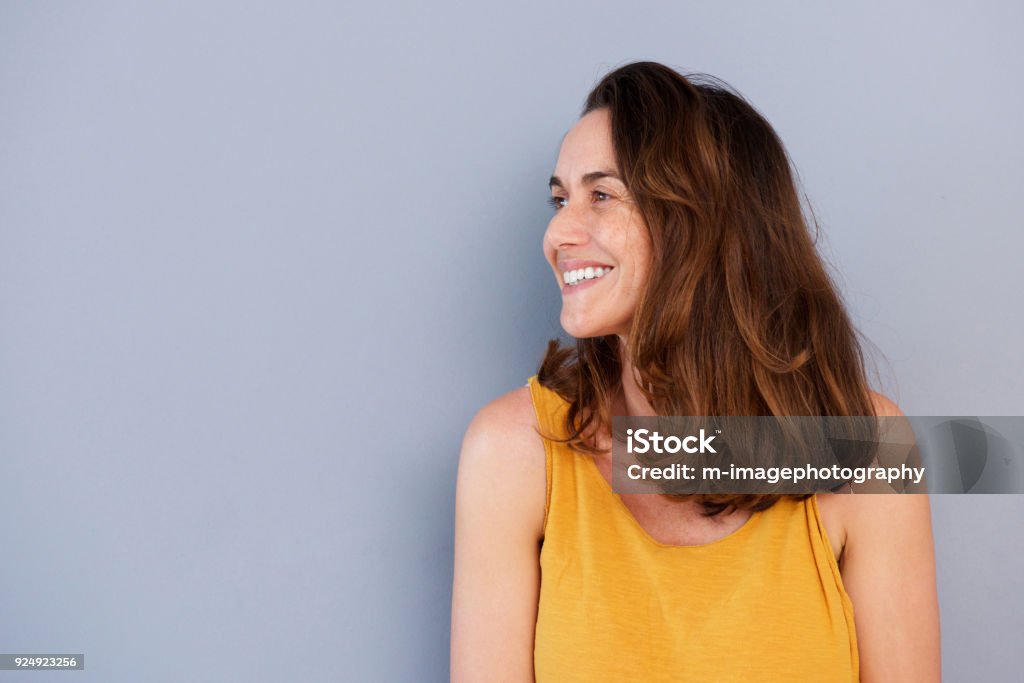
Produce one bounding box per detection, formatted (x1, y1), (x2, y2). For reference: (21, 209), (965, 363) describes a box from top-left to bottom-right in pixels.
(841, 394), (941, 682)
(450, 387), (547, 682)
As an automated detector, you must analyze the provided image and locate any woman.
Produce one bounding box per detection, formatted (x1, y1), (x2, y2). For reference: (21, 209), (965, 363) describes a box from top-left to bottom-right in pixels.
(451, 61), (940, 682)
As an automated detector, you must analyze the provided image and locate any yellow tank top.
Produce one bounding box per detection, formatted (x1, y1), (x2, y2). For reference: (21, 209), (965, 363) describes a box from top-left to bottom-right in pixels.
(527, 376), (859, 682)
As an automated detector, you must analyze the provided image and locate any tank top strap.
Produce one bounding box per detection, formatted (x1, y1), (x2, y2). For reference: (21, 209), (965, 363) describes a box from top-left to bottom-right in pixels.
(526, 375), (576, 535)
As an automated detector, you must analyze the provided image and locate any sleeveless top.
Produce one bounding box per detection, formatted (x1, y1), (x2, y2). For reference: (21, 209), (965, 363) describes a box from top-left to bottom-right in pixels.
(527, 376), (859, 682)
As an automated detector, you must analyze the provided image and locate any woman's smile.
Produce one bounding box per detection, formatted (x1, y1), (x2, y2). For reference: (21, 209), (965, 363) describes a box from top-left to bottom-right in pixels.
(559, 259), (615, 293)
(561, 267), (613, 293)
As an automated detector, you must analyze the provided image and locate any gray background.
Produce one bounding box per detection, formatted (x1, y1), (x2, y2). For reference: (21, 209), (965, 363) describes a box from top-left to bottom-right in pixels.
(1, 1), (1021, 681)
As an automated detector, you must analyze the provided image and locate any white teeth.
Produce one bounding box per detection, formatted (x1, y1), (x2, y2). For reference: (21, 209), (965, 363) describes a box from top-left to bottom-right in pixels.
(562, 266), (612, 286)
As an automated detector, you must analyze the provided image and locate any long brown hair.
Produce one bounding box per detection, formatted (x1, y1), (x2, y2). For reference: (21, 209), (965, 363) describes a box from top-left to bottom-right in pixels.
(538, 61), (877, 514)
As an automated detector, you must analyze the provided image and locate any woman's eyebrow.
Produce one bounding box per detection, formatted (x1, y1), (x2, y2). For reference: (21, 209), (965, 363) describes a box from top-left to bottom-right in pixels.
(548, 169), (622, 190)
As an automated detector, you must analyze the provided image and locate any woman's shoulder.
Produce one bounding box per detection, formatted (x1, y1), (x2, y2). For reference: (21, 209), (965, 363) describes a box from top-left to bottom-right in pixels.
(868, 389), (903, 418)
(818, 390), (930, 554)
(463, 383), (543, 448)
(456, 384), (547, 540)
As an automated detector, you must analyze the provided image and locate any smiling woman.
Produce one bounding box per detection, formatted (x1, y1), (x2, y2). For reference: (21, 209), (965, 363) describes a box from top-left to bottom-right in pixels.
(450, 61), (940, 682)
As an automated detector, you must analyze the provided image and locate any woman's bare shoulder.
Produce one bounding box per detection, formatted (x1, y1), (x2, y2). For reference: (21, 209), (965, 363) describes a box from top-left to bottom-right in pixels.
(816, 389), (913, 558)
(456, 385), (547, 539)
(462, 385), (545, 461)
(868, 389), (903, 418)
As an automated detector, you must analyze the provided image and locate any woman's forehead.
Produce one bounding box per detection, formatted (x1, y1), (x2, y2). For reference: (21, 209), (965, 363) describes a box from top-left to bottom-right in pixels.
(553, 110), (619, 180)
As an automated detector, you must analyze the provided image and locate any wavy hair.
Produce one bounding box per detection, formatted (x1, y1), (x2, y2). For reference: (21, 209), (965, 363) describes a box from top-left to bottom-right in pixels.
(538, 61), (877, 515)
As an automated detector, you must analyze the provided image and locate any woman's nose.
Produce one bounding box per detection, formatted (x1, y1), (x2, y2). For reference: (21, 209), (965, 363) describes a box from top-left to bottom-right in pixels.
(544, 206), (591, 250)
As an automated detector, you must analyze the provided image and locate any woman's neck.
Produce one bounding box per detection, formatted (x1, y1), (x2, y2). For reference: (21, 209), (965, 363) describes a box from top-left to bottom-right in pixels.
(617, 338), (655, 417)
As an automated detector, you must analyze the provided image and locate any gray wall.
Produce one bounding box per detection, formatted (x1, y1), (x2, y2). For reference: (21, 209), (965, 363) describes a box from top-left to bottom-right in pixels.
(1, 1), (1020, 680)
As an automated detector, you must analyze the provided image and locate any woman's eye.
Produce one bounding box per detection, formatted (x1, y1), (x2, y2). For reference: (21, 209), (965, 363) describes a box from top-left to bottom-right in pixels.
(547, 192), (610, 211)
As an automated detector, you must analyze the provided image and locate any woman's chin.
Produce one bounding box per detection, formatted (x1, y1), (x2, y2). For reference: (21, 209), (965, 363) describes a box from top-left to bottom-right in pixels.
(560, 315), (617, 340)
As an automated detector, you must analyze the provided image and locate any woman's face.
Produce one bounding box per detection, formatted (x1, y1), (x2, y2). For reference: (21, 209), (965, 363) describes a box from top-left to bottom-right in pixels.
(544, 108), (651, 340)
